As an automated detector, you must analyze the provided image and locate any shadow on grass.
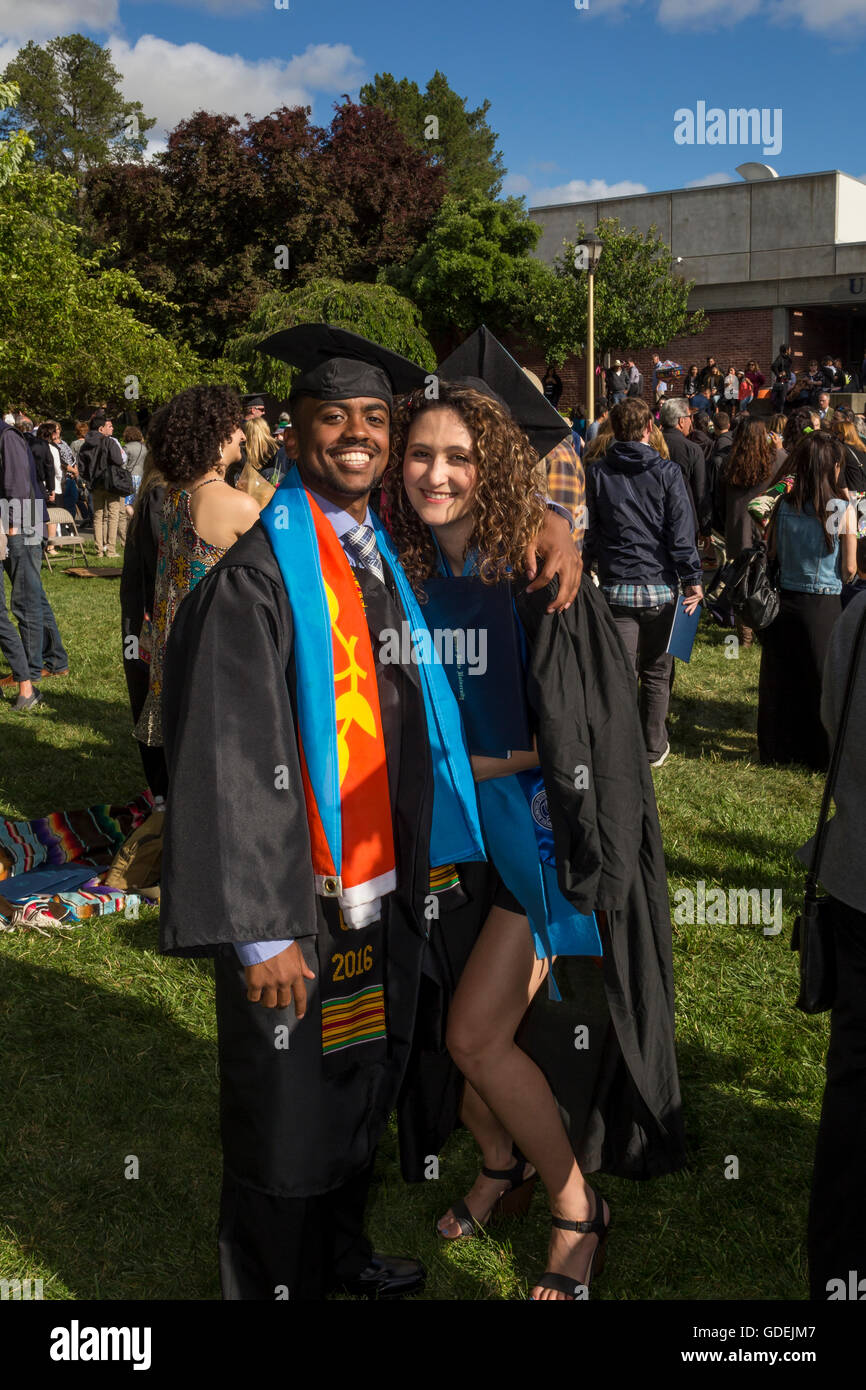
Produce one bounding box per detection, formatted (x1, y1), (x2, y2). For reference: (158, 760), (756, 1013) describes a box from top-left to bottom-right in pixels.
(0, 689), (145, 818)
(0, 953), (220, 1299)
(0, 949), (816, 1301)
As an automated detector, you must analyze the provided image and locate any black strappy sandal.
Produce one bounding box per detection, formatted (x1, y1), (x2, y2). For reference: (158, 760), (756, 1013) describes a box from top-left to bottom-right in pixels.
(437, 1147), (537, 1240)
(529, 1189), (611, 1300)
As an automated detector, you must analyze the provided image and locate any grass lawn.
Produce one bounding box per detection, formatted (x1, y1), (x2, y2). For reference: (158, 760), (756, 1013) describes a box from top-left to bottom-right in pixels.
(0, 552), (828, 1300)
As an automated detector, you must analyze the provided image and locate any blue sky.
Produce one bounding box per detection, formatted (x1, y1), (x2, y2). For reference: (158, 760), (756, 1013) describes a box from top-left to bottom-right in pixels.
(1, 0), (862, 204)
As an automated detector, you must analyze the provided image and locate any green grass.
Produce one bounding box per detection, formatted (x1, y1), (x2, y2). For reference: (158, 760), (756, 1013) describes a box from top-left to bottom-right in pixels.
(0, 556), (827, 1299)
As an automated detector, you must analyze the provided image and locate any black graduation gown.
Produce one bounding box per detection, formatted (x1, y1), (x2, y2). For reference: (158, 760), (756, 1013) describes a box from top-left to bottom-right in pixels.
(515, 576), (686, 1179)
(159, 520), (440, 1198)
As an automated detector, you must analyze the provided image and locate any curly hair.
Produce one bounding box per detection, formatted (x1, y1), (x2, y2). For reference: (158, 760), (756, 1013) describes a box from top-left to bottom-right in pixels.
(382, 382), (547, 588)
(146, 386), (243, 488)
(725, 418), (777, 488)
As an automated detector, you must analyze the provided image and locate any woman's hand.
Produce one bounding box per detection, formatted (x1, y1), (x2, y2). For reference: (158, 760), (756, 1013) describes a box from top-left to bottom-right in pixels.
(524, 509), (582, 613)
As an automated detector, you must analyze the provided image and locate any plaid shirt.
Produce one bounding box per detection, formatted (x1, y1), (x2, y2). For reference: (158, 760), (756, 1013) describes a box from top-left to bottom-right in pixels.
(603, 582), (677, 609)
(543, 436), (586, 545)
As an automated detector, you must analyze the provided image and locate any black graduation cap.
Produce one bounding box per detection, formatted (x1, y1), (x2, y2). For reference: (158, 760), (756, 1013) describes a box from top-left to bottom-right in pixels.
(438, 326), (571, 459)
(257, 324), (429, 408)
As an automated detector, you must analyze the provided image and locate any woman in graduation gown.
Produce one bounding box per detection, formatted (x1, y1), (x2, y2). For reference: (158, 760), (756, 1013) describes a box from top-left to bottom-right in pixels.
(158, 324), (582, 1300)
(383, 372), (685, 1301)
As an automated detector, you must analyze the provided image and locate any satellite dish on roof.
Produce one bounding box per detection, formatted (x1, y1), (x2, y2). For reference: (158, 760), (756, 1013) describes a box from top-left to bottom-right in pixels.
(736, 162), (779, 181)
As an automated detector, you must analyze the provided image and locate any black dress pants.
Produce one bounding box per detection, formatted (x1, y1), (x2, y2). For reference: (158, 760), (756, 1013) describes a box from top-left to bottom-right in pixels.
(218, 1161), (374, 1301)
(808, 897), (866, 1299)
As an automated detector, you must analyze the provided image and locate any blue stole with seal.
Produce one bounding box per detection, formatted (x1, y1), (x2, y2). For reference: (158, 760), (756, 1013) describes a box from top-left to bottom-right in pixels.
(421, 540), (601, 998)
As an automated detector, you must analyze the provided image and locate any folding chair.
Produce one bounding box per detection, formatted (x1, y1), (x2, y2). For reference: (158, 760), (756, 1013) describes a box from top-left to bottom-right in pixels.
(44, 506), (89, 570)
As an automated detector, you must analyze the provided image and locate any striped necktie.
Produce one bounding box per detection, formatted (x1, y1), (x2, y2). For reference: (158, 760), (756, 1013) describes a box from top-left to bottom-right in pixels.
(342, 522), (385, 585)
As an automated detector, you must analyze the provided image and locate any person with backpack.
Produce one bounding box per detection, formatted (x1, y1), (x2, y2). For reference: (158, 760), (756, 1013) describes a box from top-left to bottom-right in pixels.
(717, 419), (784, 647)
(78, 412), (133, 557)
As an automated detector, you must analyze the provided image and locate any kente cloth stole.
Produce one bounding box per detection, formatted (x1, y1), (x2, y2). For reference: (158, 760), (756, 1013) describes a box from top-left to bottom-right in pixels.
(318, 915), (387, 1072)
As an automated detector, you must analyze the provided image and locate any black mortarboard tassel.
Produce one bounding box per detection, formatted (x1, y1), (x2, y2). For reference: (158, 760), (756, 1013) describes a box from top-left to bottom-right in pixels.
(438, 326), (571, 459)
(257, 324), (429, 408)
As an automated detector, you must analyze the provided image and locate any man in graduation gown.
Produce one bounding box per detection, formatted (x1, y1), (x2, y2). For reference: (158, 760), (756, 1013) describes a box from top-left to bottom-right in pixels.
(159, 326), (580, 1301)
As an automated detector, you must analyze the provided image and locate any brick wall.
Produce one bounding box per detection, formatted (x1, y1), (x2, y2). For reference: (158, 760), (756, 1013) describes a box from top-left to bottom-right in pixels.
(505, 307), (776, 412)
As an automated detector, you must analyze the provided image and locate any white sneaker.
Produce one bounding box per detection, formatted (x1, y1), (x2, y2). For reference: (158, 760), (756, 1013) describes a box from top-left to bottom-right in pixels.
(649, 743), (670, 768)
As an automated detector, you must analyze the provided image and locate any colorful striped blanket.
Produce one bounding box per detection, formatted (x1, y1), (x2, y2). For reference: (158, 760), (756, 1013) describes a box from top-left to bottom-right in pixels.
(0, 795), (153, 925)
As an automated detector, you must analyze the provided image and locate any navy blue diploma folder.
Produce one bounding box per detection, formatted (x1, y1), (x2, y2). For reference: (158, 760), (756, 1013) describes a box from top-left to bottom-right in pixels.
(666, 595), (701, 662)
(418, 577), (533, 756)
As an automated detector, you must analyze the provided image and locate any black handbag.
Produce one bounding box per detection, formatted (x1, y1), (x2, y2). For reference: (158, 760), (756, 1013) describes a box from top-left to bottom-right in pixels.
(792, 602), (866, 1013)
(705, 540), (780, 631)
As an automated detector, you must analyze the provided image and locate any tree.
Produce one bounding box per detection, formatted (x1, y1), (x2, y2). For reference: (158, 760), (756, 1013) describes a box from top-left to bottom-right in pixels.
(0, 159), (240, 416)
(224, 278), (436, 398)
(556, 218), (707, 360)
(315, 101), (445, 281)
(1, 35), (155, 184)
(0, 82), (33, 188)
(84, 103), (445, 357)
(360, 70), (505, 199)
(388, 194), (576, 357)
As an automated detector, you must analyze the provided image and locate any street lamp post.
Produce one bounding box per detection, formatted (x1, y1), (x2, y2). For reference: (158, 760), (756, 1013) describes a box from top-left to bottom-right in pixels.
(577, 234), (604, 422)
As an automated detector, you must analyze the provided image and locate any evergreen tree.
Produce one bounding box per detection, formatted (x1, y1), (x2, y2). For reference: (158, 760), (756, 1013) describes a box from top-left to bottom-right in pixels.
(1, 34), (154, 185)
(360, 70), (505, 199)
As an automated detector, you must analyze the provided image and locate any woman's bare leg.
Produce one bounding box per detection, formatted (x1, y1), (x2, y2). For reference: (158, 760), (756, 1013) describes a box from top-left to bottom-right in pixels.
(437, 1082), (534, 1237)
(446, 905), (608, 1300)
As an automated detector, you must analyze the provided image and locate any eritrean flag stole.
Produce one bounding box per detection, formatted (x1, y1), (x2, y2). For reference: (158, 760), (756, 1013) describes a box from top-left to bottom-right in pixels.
(260, 467), (485, 1060)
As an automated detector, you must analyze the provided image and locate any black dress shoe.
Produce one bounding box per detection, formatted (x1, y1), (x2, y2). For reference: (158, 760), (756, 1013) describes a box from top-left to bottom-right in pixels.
(335, 1252), (426, 1299)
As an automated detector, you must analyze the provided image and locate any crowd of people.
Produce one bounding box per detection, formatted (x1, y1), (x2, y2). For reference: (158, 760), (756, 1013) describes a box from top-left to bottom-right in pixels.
(1, 324), (864, 1304)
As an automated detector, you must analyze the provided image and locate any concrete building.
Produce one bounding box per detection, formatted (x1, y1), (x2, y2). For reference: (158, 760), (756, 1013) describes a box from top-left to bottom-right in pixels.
(524, 169), (866, 410)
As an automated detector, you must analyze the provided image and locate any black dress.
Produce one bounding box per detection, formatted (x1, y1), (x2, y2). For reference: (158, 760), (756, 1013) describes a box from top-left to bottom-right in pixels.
(758, 591), (840, 771)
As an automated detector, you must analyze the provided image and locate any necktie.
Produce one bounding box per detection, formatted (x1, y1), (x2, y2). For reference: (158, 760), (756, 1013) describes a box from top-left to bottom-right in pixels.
(342, 522), (385, 584)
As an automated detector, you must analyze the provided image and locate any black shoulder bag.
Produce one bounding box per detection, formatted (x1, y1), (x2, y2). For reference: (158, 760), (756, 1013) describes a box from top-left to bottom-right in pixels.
(791, 602), (866, 1013)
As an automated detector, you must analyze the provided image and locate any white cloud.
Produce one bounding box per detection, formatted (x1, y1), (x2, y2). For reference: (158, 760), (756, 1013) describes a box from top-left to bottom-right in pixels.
(166, 0), (266, 10)
(503, 173), (532, 195)
(657, 0), (760, 21)
(529, 177), (650, 207)
(107, 34), (366, 141)
(685, 171), (737, 187)
(0, 0), (118, 43)
(585, 0), (866, 30)
(780, 0), (866, 28)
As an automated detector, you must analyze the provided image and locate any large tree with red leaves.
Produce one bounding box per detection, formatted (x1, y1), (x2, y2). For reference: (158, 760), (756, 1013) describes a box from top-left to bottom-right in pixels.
(84, 101), (444, 358)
